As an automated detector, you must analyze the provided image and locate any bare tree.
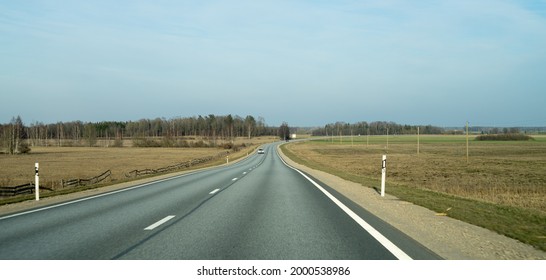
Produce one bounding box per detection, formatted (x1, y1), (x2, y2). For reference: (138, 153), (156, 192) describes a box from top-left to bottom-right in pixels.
(279, 122), (290, 141)
(244, 115), (256, 139)
(1, 116), (28, 154)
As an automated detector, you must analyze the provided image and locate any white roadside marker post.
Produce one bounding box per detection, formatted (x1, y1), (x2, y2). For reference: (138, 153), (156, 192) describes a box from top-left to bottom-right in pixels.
(35, 162), (40, 201)
(381, 155), (386, 197)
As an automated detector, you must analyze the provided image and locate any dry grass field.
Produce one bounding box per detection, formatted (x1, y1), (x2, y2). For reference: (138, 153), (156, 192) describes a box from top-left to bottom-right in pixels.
(286, 135), (546, 212)
(0, 136), (277, 192)
(283, 135), (546, 251)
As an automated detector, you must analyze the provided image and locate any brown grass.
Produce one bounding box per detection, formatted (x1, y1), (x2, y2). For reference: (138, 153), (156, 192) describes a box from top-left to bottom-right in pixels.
(285, 135), (546, 213)
(0, 136), (277, 192)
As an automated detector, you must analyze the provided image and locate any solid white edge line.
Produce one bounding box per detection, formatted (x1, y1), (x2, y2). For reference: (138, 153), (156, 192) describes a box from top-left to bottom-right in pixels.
(0, 171), (200, 221)
(144, 215), (175, 230)
(2, 150), (261, 221)
(209, 188), (220, 194)
(277, 147), (413, 260)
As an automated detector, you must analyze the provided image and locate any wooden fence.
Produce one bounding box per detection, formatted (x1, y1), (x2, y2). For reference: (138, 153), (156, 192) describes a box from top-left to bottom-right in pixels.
(0, 183), (35, 197)
(125, 151), (230, 178)
(2, 151), (230, 197)
(0, 183), (54, 197)
(61, 170), (112, 188)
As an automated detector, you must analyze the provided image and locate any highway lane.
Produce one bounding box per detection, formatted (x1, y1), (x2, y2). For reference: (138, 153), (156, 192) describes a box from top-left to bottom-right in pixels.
(0, 149), (266, 259)
(0, 143), (440, 260)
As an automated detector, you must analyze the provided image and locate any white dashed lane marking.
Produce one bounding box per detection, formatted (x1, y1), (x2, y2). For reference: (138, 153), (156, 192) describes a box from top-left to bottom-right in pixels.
(144, 215), (175, 231)
(209, 189), (220, 195)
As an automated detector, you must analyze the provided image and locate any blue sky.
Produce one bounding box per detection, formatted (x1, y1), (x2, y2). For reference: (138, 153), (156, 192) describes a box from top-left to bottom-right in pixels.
(1, 0), (545, 127)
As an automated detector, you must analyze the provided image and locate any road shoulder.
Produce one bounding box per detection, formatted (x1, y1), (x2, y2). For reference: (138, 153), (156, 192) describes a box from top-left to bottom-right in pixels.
(0, 153), (253, 218)
(277, 145), (546, 260)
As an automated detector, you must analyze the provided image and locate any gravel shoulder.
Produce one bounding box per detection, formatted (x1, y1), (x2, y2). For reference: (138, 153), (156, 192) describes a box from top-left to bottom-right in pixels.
(277, 145), (546, 260)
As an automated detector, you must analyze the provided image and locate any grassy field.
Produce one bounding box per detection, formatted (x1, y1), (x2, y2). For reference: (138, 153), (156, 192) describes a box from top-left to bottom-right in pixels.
(282, 135), (546, 251)
(0, 136), (277, 202)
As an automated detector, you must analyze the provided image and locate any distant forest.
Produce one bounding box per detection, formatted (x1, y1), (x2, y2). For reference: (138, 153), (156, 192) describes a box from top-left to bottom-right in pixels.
(1, 115), (544, 154)
(311, 121), (546, 137)
(312, 121), (443, 136)
(0, 115), (278, 153)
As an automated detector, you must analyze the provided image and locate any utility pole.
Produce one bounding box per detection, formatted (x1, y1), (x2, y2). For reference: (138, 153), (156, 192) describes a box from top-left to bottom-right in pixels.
(417, 126), (420, 155)
(387, 126), (389, 150)
(381, 155), (387, 197)
(367, 128), (369, 148)
(466, 121), (469, 163)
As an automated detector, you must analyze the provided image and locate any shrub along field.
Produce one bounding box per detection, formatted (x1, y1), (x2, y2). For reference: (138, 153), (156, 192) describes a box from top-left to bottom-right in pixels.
(282, 135), (546, 251)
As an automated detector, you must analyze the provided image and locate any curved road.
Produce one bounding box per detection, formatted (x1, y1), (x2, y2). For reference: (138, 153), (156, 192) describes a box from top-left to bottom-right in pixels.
(0, 142), (440, 260)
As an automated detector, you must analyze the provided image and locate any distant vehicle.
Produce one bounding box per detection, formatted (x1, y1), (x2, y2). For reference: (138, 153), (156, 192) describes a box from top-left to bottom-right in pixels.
(258, 148), (265, 154)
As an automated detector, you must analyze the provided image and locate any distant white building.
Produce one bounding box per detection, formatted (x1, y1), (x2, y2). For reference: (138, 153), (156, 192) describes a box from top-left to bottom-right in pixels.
(291, 134), (297, 139)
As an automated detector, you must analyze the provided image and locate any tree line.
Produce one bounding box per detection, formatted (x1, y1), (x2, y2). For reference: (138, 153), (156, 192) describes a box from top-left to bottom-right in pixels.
(0, 115), (284, 153)
(312, 121), (444, 136)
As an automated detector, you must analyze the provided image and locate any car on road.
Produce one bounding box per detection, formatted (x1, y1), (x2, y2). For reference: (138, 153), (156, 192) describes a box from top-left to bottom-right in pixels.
(258, 148), (265, 154)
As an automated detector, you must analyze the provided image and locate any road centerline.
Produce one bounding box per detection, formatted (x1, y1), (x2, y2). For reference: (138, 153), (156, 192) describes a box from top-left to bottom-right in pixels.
(144, 215), (175, 231)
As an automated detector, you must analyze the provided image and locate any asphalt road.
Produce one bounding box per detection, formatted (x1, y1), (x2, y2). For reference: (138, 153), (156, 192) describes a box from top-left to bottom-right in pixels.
(0, 142), (440, 260)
